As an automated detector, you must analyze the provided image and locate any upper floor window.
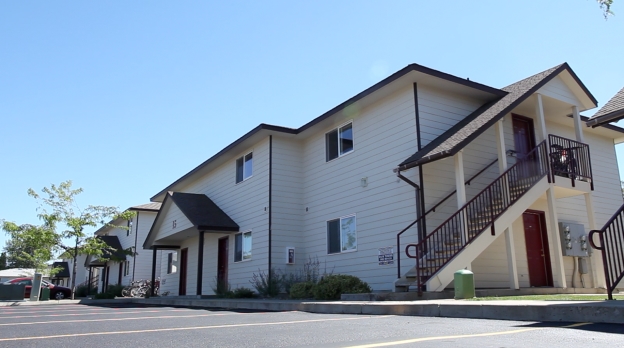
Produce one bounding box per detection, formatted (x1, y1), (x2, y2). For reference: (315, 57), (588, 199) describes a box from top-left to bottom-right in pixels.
(327, 214), (357, 254)
(326, 122), (353, 161)
(236, 152), (253, 183)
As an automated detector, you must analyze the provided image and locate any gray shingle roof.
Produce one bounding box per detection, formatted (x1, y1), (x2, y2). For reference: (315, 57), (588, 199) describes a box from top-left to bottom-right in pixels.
(398, 64), (567, 170)
(51, 261), (70, 278)
(169, 192), (239, 232)
(130, 202), (162, 211)
(586, 87), (624, 127)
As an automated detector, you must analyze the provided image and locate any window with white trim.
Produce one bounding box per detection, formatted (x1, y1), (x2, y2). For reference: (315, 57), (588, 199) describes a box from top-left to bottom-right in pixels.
(325, 122), (353, 161)
(234, 231), (252, 262)
(167, 252), (177, 274)
(327, 215), (357, 254)
(236, 152), (253, 183)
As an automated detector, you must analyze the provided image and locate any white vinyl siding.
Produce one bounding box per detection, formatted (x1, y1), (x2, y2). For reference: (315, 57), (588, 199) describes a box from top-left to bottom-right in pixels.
(300, 85), (419, 290)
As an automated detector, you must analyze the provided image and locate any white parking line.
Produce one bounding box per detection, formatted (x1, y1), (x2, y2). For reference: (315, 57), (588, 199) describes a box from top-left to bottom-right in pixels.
(0, 312), (240, 326)
(0, 308), (190, 319)
(0, 315), (393, 342)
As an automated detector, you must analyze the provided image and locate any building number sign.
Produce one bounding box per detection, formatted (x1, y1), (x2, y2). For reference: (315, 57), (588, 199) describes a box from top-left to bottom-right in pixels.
(172, 220), (177, 229)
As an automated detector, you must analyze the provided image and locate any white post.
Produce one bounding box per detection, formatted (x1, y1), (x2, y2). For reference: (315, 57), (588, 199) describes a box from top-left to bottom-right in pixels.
(454, 151), (470, 269)
(546, 187), (567, 288)
(585, 193), (606, 288)
(535, 93), (548, 142)
(455, 151), (466, 208)
(496, 119), (519, 289)
(572, 105), (585, 143)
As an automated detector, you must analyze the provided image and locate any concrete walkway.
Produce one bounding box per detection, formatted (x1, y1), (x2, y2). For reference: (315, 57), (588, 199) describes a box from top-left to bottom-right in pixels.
(2, 297), (623, 325)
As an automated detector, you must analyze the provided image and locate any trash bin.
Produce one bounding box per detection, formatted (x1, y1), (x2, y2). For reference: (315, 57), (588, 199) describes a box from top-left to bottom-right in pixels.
(454, 269), (475, 299)
(40, 287), (50, 301)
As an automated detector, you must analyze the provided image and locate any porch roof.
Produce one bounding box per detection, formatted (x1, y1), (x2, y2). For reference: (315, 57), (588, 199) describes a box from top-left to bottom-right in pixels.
(586, 87), (624, 127)
(51, 262), (70, 278)
(397, 63), (597, 170)
(143, 192), (239, 249)
(85, 235), (127, 267)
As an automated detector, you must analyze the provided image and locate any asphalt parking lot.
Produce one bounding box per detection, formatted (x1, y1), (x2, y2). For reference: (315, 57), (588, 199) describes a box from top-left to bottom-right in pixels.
(0, 303), (623, 347)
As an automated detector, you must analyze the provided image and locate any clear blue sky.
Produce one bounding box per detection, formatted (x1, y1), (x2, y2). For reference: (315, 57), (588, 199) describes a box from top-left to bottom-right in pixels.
(1, 1), (623, 250)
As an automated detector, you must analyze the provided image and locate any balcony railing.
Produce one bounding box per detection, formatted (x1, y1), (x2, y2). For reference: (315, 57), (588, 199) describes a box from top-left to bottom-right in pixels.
(548, 134), (593, 190)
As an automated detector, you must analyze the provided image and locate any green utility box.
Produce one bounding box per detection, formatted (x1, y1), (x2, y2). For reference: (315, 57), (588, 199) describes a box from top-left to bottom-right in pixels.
(454, 269), (475, 299)
(40, 287), (50, 301)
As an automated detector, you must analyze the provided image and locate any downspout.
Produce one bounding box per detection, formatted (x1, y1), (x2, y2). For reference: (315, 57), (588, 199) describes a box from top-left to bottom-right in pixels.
(268, 135), (273, 284)
(413, 83), (426, 241)
(132, 212), (140, 282)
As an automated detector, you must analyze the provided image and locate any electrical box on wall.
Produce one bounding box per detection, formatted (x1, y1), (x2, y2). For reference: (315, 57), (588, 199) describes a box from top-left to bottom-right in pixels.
(558, 222), (591, 257)
(286, 247), (295, 265)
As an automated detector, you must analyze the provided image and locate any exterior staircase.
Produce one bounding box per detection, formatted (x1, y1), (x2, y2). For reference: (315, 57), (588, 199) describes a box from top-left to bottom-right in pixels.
(589, 203), (624, 300)
(396, 140), (552, 292)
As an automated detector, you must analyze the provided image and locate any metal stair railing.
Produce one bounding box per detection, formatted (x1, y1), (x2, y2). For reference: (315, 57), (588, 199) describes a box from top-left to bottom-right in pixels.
(589, 203), (624, 300)
(396, 158), (499, 278)
(405, 140), (550, 293)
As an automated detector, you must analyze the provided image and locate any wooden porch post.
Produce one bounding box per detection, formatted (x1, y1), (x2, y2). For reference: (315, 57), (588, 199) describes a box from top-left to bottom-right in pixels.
(585, 193), (606, 288)
(496, 119), (519, 289)
(572, 105), (585, 143)
(546, 188), (567, 288)
(150, 248), (157, 296)
(454, 151), (471, 270)
(197, 231), (205, 296)
(535, 93), (548, 142)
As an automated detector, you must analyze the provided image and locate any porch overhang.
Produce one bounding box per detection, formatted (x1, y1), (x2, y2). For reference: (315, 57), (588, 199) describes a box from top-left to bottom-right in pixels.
(143, 192), (239, 250)
(84, 235), (126, 266)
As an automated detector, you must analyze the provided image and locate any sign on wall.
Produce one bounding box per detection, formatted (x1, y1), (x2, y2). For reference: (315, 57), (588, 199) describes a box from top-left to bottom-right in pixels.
(378, 246), (394, 265)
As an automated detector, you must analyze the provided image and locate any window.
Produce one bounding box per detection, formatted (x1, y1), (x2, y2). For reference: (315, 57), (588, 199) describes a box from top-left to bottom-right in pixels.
(126, 220), (132, 237)
(326, 122), (353, 161)
(123, 260), (130, 276)
(327, 215), (357, 254)
(167, 252), (177, 274)
(236, 152), (253, 183)
(234, 231), (252, 262)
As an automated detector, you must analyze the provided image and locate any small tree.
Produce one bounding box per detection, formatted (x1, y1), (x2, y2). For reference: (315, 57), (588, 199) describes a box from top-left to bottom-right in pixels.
(27, 181), (134, 299)
(597, 0), (615, 19)
(1, 217), (59, 274)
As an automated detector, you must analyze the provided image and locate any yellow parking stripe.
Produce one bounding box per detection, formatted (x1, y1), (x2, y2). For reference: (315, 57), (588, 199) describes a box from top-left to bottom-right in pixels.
(0, 315), (392, 342)
(343, 322), (592, 347)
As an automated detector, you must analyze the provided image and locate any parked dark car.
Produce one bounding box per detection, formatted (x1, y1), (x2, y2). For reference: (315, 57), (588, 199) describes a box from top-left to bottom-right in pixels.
(2, 277), (72, 300)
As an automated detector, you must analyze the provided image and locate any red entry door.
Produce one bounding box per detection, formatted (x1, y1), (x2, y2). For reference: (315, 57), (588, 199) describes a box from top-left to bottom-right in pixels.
(513, 115), (537, 178)
(179, 248), (188, 296)
(522, 211), (553, 287)
(217, 237), (229, 287)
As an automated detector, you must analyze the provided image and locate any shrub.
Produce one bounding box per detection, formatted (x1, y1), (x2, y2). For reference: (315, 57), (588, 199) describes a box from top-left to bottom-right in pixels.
(281, 256), (334, 295)
(231, 287), (256, 298)
(93, 284), (124, 300)
(313, 274), (371, 300)
(250, 268), (281, 297)
(75, 284), (97, 298)
(289, 281), (316, 299)
(211, 277), (233, 298)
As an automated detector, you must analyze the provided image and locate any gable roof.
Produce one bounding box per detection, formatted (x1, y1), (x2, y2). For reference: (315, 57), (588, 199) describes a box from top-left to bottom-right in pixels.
(586, 87), (624, 127)
(51, 261), (70, 278)
(169, 192), (239, 231)
(150, 63), (507, 202)
(85, 235), (127, 266)
(397, 63), (596, 170)
(143, 192), (239, 249)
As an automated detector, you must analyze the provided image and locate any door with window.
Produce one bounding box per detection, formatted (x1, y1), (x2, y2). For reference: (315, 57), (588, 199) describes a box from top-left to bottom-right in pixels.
(522, 210), (553, 287)
(179, 248), (188, 296)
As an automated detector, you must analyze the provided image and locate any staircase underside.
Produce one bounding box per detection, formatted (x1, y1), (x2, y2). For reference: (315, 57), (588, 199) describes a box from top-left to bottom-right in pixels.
(395, 176), (550, 292)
